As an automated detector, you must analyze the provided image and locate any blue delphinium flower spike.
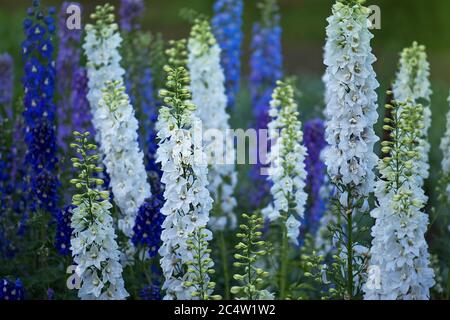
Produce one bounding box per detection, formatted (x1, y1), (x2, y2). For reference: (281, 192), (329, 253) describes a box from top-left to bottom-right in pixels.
(212, 0), (243, 109)
(21, 1), (59, 222)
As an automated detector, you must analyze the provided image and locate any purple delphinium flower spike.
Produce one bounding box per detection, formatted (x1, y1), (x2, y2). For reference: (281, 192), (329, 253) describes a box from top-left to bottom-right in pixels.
(248, 0), (283, 209)
(303, 118), (327, 235)
(119, 0), (144, 33)
(212, 0), (243, 109)
(56, 2), (83, 151)
(71, 67), (93, 134)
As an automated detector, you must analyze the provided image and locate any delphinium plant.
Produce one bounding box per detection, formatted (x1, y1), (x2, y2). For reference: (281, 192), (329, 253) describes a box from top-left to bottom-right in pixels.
(157, 43), (217, 300)
(84, 5), (151, 258)
(96, 80), (151, 260)
(22, 0), (59, 221)
(188, 18), (238, 232)
(56, 1), (83, 152)
(262, 81), (308, 299)
(83, 3), (125, 145)
(303, 119), (327, 238)
(69, 131), (129, 300)
(15, 0), (73, 298)
(322, 0), (379, 299)
(364, 95), (435, 300)
(54, 2), (90, 258)
(211, 0), (243, 109)
(187, 17), (238, 298)
(393, 42), (432, 186)
(184, 226), (221, 300)
(248, 0), (283, 209)
(231, 213), (272, 300)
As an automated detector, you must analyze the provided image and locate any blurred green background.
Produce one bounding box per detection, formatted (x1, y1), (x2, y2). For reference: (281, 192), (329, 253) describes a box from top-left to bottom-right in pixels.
(0, 0), (449, 211)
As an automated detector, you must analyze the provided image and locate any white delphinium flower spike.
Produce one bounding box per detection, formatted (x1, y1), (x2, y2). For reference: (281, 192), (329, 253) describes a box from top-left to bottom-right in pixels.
(83, 5), (151, 243)
(263, 81), (308, 245)
(157, 61), (216, 300)
(98, 81), (151, 238)
(322, 0), (379, 298)
(364, 97), (435, 300)
(83, 4), (125, 145)
(323, 0), (379, 197)
(393, 42), (432, 185)
(69, 132), (128, 300)
(188, 19), (238, 231)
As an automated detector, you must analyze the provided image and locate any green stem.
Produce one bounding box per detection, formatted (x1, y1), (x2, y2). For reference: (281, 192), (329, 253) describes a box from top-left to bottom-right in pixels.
(346, 202), (354, 299)
(279, 216), (289, 300)
(219, 231), (231, 300)
(194, 230), (207, 300)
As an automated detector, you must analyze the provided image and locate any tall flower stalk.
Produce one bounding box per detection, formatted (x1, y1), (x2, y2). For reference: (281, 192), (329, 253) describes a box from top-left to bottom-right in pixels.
(56, 1), (83, 151)
(303, 119), (327, 236)
(188, 18), (238, 298)
(97, 81), (151, 240)
(83, 4), (125, 145)
(212, 0), (243, 109)
(84, 5), (151, 243)
(262, 81), (308, 299)
(157, 54), (216, 300)
(22, 0), (59, 218)
(248, 0), (283, 208)
(188, 19), (238, 231)
(323, 0), (379, 298)
(393, 42), (432, 186)
(231, 213), (272, 300)
(69, 132), (128, 300)
(364, 96), (435, 300)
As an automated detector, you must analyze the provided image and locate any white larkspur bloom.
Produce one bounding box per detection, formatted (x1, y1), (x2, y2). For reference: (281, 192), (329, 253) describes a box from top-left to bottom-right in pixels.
(263, 81), (308, 246)
(71, 201), (129, 300)
(440, 93), (450, 201)
(83, 6), (151, 242)
(323, 1), (379, 197)
(157, 65), (215, 300)
(83, 6), (125, 145)
(393, 42), (432, 185)
(364, 99), (435, 300)
(97, 82), (151, 238)
(70, 133), (128, 300)
(188, 19), (238, 231)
